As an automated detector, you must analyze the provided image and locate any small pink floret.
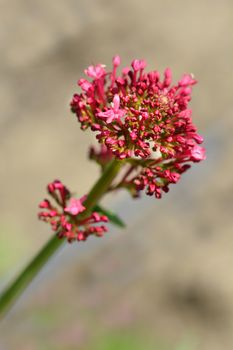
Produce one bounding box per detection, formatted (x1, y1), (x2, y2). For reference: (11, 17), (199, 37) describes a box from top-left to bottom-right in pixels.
(191, 145), (206, 162)
(85, 64), (106, 79)
(131, 59), (146, 71)
(179, 74), (197, 87)
(78, 79), (93, 92)
(97, 94), (125, 123)
(65, 198), (86, 216)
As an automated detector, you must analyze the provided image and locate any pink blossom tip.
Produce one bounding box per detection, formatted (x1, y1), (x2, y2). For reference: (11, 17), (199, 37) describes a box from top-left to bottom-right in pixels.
(64, 198), (86, 216)
(113, 55), (121, 67)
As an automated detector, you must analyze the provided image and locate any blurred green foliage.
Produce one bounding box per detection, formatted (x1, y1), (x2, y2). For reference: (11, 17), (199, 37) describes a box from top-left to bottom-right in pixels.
(92, 332), (196, 350)
(93, 332), (169, 350)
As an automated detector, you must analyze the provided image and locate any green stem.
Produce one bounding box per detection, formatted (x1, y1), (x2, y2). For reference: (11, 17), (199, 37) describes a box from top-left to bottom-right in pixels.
(0, 235), (63, 318)
(82, 159), (122, 216)
(0, 159), (122, 318)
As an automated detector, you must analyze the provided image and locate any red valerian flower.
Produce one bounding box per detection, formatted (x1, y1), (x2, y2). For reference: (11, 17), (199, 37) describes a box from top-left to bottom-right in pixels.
(71, 55), (205, 161)
(38, 180), (108, 243)
(71, 56), (206, 198)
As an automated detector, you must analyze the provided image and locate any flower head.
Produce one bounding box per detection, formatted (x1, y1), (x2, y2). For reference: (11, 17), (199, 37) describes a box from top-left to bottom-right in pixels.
(39, 180), (108, 243)
(71, 56), (206, 198)
(71, 56), (205, 160)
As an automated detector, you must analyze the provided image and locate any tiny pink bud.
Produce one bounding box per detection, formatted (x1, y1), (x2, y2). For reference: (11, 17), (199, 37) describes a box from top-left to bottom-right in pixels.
(113, 55), (121, 67)
(193, 134), (204, 144)
(131, 59), (141, 71)
(39, 199), (50, 209)
(163, 68), (172, 87)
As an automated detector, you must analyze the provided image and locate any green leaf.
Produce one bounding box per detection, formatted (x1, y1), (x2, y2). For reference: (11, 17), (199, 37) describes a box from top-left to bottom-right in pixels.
(93, 205), (126, 228)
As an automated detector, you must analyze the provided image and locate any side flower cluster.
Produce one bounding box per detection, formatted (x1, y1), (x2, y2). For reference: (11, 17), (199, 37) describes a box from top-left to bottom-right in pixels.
(72, 56), (206, 198)
(38, 180), (108, 243)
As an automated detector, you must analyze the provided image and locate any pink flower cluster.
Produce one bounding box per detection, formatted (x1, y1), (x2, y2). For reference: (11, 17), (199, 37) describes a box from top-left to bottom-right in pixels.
(71, 56), (206, 198)
(134, 163), (190, 199)
(38, 180), (108, 243)
(71, 56), (205, 159)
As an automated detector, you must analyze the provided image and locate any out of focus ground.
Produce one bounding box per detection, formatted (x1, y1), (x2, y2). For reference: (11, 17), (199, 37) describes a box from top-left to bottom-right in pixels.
(0, 1), (233, 349)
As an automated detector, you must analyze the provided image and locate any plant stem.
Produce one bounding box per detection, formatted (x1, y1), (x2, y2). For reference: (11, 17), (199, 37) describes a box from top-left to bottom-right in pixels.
(0, 159), (122, 318)
(0, 235), (63, 318)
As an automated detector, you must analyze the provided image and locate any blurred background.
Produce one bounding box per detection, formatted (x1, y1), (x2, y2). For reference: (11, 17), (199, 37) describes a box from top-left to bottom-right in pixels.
(0, 0), (233, 349)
